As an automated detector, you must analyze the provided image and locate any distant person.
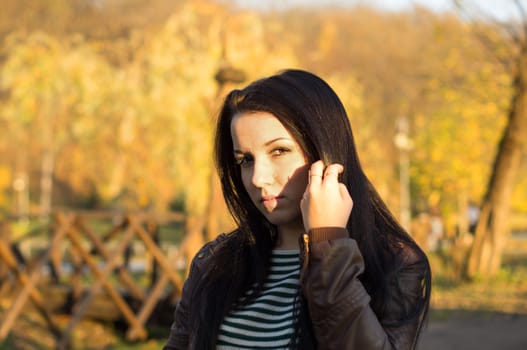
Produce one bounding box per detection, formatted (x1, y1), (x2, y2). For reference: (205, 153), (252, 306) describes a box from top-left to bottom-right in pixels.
(163, 69), (431, 349)
(428, 207), (444, 252)
(467, 202), (480, 234)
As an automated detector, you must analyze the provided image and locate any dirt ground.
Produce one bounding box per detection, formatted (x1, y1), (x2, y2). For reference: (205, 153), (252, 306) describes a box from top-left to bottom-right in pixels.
(419, 310), (527, 350)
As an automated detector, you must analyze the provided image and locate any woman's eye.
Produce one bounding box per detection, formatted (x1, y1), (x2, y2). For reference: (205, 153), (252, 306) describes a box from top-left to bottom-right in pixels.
(271, 147), (290, 156)
(235, 155), (253, 167)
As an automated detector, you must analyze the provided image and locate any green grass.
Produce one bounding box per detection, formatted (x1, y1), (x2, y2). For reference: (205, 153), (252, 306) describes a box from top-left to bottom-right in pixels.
(429, 250), (527, 314)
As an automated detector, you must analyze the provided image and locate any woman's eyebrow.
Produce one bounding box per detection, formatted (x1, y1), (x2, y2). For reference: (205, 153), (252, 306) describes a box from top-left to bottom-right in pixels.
(264, 137), (292, 146)
(233, 137), (293, 153)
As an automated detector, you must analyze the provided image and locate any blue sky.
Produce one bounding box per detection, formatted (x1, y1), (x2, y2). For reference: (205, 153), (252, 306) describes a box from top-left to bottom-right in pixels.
(234, 0), (521, 20)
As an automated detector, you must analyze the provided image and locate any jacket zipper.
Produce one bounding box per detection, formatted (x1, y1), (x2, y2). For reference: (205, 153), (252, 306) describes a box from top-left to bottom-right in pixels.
(300, 233), (310, 282)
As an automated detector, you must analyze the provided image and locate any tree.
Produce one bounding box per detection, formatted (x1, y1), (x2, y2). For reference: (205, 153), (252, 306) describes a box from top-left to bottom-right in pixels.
(409, 16), (510, 233)
(461, 0), (527, 277)
(0, 32), (109, 218)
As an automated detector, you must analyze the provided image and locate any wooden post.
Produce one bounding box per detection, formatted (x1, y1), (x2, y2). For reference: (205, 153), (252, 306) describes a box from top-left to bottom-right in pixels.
(126, 272), (170, 341)
(75, 216), (145, 301)
(129, 216), (183, 293)
(0, 212), (73, 342)
(58, 219), (147, 348)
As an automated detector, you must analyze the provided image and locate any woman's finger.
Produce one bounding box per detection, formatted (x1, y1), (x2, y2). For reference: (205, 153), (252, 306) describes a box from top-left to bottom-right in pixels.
(323, 163), (344, 182)
(308, 160), (325, 185)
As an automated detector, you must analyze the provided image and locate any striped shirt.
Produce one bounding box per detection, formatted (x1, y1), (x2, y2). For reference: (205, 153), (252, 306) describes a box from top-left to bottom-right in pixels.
(217, 250), (301, 349)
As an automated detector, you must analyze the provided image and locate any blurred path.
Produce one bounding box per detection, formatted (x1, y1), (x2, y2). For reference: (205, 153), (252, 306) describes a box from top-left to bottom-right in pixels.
(419, 310), (527, 350)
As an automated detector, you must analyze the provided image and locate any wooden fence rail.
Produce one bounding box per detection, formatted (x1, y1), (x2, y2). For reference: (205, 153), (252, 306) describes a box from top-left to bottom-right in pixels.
(0, 210), (186, 349)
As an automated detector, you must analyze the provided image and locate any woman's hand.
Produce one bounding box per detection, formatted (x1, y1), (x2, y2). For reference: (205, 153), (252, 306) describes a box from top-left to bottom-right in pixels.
(300, 160), (353, 232)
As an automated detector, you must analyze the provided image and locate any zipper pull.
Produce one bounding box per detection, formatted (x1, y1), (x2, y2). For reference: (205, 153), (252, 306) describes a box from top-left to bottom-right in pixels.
(303, 233), (310, 258)
(300, 233), (310, 282)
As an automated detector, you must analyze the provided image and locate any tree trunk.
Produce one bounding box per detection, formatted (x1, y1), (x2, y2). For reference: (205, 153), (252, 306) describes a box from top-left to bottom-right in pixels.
(466, 52), (527, 278)
(181, 215), (205, 276)
(205, 170), (225, 242)
(39, 122), (55, 221)
(204, 66), (246, 242)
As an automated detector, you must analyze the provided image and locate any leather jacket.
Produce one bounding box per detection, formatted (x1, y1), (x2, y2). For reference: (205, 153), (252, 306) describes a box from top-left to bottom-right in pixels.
(164, 227), (429, 349)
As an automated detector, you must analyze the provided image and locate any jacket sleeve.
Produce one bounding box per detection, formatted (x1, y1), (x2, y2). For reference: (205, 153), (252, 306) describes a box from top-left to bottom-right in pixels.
(301, 227), (427, 350)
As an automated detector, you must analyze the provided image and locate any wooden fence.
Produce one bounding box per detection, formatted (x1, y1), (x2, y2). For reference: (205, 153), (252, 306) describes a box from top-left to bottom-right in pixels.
(0, 210), (186, 349)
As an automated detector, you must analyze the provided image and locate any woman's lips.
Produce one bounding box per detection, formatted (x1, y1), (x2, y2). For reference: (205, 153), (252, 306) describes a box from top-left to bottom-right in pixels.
(261, 195), (280, 212)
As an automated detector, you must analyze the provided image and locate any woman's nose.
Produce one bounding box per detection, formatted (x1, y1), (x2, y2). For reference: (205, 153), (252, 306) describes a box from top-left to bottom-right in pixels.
(251, 158), (273, 188)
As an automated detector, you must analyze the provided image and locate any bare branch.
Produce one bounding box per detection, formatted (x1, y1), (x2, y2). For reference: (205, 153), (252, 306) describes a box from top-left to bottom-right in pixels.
(452, 0), (521, 72)
(513, 0), (527, 23)
(474, 28), (514, 70)
(511, 0), (527, 46)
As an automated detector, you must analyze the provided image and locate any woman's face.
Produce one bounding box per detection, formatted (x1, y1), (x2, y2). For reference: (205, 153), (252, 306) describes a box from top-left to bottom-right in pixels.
(231, 111), (309, 228)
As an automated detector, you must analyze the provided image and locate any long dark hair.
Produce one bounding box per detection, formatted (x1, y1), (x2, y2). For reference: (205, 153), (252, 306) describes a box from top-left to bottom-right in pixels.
(190, 69), (431, 348)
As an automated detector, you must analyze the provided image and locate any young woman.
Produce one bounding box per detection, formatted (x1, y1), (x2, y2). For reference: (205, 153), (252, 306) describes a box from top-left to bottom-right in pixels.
(164, 69), (431, 349)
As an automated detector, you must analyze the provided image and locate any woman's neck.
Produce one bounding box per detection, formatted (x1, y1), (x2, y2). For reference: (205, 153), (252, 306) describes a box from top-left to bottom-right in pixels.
(275, 221), (304, 250)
